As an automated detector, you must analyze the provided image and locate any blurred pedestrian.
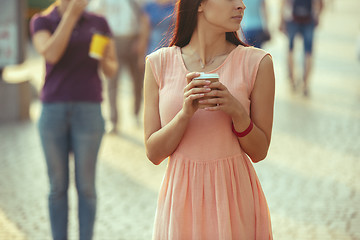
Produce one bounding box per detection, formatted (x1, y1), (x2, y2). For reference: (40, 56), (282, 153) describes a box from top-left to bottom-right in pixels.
(280, 0), (323, 96)
(357, 26), (360, 61)
(144, 0), (275, 239)
(88, 0), (145, 132)
(240, 0), (271, 48)
(30, 0), (118, 239)
(138, 0), (176, 57)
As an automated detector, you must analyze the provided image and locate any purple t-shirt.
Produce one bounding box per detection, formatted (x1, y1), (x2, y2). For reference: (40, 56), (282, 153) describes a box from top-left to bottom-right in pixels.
(30, 6), (112, 102)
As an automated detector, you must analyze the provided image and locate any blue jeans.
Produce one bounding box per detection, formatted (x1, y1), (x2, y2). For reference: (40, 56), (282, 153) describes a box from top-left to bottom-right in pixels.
(286, 21), (315, 54)
(38, 102), (105, 240)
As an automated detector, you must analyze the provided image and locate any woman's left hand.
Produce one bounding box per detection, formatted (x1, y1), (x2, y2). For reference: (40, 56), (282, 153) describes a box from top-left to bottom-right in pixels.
(198, 81), (247, 120)
(100, 39), (118, 78)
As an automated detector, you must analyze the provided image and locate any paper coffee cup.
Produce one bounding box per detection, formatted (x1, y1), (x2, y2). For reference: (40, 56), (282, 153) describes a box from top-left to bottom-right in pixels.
(193, 73), (219, 108)
(89, 33), (110, 59)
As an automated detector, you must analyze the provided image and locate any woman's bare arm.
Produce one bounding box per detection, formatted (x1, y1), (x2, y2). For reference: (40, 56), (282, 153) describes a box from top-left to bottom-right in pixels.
(235, 55), (275, 162)
(32, 0), (87, 64)
(143, 59), (212, 165)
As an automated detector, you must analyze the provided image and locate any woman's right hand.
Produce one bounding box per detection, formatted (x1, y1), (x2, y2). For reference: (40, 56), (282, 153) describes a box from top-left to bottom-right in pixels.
(66, 0), (88, 19)
(182, 72), (212, 118)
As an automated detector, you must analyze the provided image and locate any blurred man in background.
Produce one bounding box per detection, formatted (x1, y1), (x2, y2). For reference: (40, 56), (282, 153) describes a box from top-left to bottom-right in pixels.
(280, 0), (323, 96)
(88, 0), (145, 132)
(137, 0), (176, 56)
(241, 0), (271, 49)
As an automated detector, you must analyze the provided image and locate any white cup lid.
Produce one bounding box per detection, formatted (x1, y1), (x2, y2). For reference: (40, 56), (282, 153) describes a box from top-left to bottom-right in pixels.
(194, 73), (219, 79)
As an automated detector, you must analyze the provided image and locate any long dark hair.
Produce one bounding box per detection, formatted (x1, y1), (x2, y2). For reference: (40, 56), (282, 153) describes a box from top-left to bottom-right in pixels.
(169, 0), (247, 47)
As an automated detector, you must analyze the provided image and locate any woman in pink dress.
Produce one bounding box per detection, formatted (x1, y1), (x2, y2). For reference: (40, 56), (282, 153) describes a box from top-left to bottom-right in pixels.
(143, 0), (275, 239)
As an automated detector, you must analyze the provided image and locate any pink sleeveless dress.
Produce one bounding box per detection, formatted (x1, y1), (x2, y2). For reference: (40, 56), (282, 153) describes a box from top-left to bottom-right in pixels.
(147, 45), (273, 240)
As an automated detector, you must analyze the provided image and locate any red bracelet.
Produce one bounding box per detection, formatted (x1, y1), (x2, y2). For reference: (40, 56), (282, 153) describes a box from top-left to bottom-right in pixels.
(232, 120), (253, 138)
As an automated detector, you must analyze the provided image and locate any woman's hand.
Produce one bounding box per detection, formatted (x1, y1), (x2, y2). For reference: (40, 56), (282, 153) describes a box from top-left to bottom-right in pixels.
(198, 81), (248, 121)
(182, 72), (213, 118)
(31, 0), (88, 64)
(66, 0), (88, 19)
(100, 39), (118, 78)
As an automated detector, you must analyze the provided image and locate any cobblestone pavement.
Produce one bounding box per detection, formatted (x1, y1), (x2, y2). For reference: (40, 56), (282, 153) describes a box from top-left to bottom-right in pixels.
(1, 0), (360, 239)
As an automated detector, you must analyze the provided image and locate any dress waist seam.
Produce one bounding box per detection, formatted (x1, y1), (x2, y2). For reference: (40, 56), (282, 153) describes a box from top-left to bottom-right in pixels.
(170, 152), (246, 164)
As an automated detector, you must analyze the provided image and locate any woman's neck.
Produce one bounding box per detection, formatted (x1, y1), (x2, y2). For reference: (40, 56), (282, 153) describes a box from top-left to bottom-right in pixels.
(185, 29), (234, 66)
(180, 30), (236, 72)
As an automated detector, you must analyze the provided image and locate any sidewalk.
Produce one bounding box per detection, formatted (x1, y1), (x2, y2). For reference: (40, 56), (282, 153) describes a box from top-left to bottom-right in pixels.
(1, 0), (360, 239)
